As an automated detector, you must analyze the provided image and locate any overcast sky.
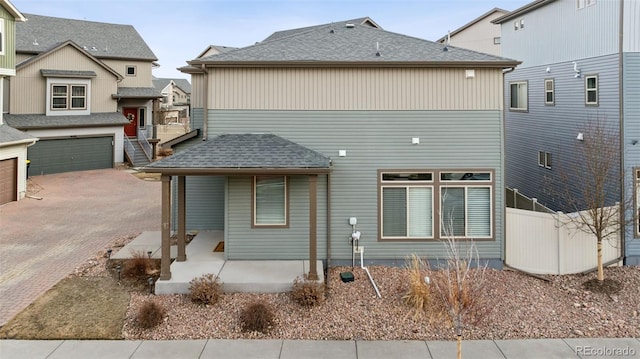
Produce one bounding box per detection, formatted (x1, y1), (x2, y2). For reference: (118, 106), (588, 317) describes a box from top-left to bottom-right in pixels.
(12, 0), (530, 80)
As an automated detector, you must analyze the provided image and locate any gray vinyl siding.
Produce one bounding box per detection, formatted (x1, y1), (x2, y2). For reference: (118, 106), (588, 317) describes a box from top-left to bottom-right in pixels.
(505, 54), (621, 212)
(209, 109), (504, 262)
(172, 176), (225, 231)
(190, 107), (204, 132)
(225, 175), (328, 260)
(624, 52), (640, 258)
(501, 0), (621, 68)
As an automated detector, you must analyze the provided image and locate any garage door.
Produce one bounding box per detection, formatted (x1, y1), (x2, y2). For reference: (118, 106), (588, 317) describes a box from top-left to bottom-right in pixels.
(28, 136), (114, 176)
(0, 157), (18, 204)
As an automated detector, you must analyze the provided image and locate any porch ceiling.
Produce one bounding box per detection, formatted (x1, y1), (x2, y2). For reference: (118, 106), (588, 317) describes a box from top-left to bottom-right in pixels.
(145, 133), (332, 175)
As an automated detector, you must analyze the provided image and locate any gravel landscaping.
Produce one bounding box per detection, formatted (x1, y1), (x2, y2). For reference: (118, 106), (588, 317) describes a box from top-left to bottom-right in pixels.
(27, 234), (640, 341)
(119, 265), (640, 341)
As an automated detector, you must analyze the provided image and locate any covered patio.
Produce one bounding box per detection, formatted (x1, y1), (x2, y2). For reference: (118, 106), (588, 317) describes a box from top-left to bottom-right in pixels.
(144, 133), (332, 292)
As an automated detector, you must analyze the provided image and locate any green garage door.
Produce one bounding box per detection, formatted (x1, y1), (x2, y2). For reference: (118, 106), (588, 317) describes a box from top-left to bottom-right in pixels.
(28, 136), (114, 175)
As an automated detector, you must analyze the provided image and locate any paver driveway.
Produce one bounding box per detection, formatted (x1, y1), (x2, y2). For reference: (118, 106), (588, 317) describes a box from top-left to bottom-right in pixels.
(0, 169), (160, 326)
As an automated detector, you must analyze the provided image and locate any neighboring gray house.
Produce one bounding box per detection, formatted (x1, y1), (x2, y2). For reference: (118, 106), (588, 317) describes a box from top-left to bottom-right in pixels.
(4, 14), (161, 174)
(146, 18), (520, 281)
(493, 0), (640, 265)
(437, 8), (508, 56)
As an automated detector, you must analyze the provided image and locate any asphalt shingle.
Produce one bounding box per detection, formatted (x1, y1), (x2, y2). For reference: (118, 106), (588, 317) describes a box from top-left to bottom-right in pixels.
(0, 124), (36, 144)
(147, 134), (331, 169)
(4, 113), (129, 130)
(17, 13), (157, 60)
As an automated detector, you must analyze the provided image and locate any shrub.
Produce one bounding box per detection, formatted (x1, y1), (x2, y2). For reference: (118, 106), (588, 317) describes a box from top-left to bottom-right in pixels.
(403, 254), (432, 312)
(290, 276), (325, 307)
(239, 302), (274, 333)
(136, 300), (166, 329)
(122, 250), (157, 279)
(188, 273), (222, 305)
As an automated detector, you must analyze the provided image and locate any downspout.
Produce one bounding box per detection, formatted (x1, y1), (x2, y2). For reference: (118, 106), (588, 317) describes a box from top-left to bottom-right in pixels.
(617, 0), (626, 264)
(501, 66), (516, 268)
(326, 171), (332, 290)
(201, 64), (209, 140)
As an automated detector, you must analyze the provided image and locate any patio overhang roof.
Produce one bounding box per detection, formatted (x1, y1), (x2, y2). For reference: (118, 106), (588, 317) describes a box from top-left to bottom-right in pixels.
(144, 133), (333, 175)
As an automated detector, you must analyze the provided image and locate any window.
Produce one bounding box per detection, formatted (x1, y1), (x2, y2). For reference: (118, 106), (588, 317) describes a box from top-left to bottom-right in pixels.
(493, 37), (501, 45)
(0, 18), (5, 55)
(126, 66), (137, 76)
(538, 151), (552, 169)
(585, 75), (598, 105)
(253, 176), (288, 227)
(138, 108), (146, 128)
(379, 170), (493, 240)
(50, 84), (86, 110)
(381, 172), (434, 238)
(510, 81), (528, 111)
(577, 0), (596, 9)
(544, 79), (555, 105)
(636, 169), (640, 237)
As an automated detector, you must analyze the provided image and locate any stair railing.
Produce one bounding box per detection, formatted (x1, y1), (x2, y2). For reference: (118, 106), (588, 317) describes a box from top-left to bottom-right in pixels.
(137, 128), (153, 161)
(123, 135), (136, 163)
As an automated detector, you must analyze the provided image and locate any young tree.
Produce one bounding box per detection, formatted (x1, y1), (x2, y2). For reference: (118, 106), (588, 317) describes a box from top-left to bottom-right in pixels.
(432, 213), (489, 359)
(553, 119), (629, 283)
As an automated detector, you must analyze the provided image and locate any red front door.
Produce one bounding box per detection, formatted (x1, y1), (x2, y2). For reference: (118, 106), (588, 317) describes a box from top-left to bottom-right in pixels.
(123, 108), (138, 137)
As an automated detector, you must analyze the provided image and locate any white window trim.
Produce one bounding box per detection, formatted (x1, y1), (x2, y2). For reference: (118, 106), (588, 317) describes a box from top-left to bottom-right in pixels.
(45, 78), (91, 116)
(538, 151), (552, 169)
(510, 81), (528, 111)
(252, 176), (288, 227)
(126, 65), (137, 77)
(585, 75), (598, 106)
(0, 18), (5, 56)
(544, 78), (555, 105)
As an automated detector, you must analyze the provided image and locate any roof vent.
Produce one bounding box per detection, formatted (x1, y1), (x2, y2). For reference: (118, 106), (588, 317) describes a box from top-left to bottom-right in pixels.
(345, 23), (355, 28)
(91, 46), (98, 51)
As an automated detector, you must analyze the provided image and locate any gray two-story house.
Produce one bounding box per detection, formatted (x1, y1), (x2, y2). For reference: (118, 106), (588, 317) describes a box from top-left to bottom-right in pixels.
(494, 0), (640, 265)
(146, 18), (520, 281)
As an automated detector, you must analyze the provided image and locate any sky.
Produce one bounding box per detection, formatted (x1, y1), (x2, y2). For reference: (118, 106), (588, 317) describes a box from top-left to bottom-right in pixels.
(11, 0), (531, 81)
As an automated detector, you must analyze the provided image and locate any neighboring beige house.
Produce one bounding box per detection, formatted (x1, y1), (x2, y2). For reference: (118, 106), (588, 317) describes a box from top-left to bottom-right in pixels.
(4, 14), (162, 173)
(0, 0), (36, 205)
(153, 78), (191, 125)
(437, 8), (508, 56)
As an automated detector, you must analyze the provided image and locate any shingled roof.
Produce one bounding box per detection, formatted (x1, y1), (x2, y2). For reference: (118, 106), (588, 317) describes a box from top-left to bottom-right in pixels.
(0, 124), (36, 146)
(191, 18), (519, 67)
(4, 113), (129, 130)
(146, 134), (331, 174)
(17, 13), (157, 61)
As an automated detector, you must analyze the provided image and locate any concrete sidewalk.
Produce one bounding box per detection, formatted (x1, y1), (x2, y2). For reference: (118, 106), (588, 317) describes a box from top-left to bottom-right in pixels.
(1, 338), (639, 358)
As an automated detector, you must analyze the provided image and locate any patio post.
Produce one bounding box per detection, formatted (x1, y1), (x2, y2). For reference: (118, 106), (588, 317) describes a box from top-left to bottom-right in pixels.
(177, 175), (186, 261)
(308, 174), (318, 280)
(160, 174), (172, 280)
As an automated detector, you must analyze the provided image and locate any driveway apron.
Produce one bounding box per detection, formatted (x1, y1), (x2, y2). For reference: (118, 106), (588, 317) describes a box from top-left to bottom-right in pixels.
(0, 169), (160, 326)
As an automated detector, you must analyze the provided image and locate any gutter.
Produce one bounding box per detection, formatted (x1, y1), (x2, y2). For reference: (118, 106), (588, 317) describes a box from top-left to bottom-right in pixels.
(0, 138), (38, 148)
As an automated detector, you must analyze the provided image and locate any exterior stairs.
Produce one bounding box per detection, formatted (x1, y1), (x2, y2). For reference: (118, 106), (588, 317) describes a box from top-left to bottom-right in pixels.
(124, 137), (152, 167)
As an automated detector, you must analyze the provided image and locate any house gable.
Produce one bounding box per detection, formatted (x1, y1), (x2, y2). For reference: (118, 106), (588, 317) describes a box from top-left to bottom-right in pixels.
(12, 41), (121, 115)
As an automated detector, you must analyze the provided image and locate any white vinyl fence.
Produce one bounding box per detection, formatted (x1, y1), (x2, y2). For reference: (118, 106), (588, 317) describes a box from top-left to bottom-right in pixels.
(506, 207), (622, 275)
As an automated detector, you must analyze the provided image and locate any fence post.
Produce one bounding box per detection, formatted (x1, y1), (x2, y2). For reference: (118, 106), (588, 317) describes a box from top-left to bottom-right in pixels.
(556, 211), (563, 274)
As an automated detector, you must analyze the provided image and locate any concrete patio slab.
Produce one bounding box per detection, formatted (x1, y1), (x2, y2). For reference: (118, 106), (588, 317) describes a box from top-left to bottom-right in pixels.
(202, 339), (282, 359)
(427, 339), (505, 359)
(155, 260), (225, 294)
(280, 340), (356, 359)
(0, 340), (63, 359)
(563, 338), (640, 358)
(111, 231), (177, 260)
(219, 260), (314, 293)
(48, 340), (142, 359)
(494, 339), (577, 358)
(357, 340), (431, 359)
(131, 340), (207, 359)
